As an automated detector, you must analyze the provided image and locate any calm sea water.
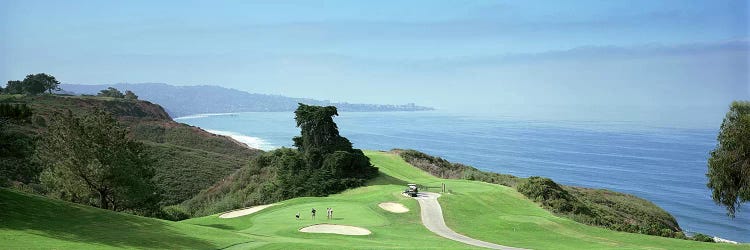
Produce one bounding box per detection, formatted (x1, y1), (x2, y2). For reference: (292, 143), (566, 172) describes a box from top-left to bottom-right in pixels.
(176, 111), (749, 242)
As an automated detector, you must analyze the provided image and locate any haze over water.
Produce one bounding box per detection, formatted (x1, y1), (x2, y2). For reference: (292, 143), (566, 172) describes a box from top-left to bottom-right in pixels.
(178, 111), (750, 242)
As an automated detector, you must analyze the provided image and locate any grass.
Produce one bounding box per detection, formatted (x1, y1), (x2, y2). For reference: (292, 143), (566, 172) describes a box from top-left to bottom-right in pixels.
(183, 185), (473, 249)
(367, 151), (747, 250)
(0, 188), (257, 249)
(2, 150), (748, 249)
(397, 149), (682, 237)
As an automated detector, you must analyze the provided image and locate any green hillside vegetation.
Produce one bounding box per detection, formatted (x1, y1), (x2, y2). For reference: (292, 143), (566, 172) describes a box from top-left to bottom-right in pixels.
(2, 151), (746, 249)
(181, 104), (378, 217)
(0, 94), (261, 215)
(396, 149), (684, 239)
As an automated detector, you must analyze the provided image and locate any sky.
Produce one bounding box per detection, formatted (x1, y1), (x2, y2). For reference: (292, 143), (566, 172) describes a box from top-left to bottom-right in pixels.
(1, 0), (748, 125)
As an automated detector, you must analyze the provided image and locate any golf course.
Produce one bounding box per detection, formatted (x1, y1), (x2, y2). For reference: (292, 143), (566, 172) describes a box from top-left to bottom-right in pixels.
(0, 150), (745, 249)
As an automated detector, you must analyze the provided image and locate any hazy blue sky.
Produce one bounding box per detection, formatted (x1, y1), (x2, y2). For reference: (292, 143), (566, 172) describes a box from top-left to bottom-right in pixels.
(1, 0), (748, 124)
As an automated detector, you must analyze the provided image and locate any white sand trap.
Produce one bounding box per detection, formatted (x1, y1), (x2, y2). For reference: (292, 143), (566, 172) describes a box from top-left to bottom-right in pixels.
(219, 204), (278, 218)
(299, 224), (372, 235)
(378, 202), (409, 213)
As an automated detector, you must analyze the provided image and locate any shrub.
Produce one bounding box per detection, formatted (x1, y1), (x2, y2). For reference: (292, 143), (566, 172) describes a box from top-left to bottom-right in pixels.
(397, 149), (520, 187)
(692, 233), (715, 242)
(159, 205), (190, 221)
(517, 176), (581, 214)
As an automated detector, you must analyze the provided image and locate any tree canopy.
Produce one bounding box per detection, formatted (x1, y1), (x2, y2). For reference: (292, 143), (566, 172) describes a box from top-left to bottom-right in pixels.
(98, 87), (125, 98)
(707, 101), (750, 218)
(268, 104), (377, 197)
(96, 87), (139, 100)
(3, 73), (60, 95)
(37, 109), (159, 214)
(124, 90), (138, 100)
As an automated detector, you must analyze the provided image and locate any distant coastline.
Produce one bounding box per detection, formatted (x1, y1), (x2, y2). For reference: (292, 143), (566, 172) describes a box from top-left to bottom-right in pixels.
(175, 113), (241, 120)
(60, 83), (434, 117)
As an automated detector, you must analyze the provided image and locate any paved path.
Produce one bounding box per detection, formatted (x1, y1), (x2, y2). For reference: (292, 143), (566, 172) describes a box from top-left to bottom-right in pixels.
(413, 192), (527, 250)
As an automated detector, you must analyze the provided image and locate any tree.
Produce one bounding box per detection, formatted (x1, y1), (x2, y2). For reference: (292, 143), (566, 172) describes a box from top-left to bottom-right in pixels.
(98, 87), (125, 98)
(4, 80), (24, 94)
(707, 101), (750, 218)
(3, 74), (60, 95)
(124, 90), (138, 100)
(37, 109), (159, 213)
(278, 103), (377, 196)
(293, 103), (353, 155)
(23, 73), (60, 94)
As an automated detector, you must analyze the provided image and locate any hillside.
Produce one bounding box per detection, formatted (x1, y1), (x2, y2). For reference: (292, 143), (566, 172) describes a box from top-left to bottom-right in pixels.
(2, 152), (746, 249)
(0, 94), (262, 206)
(0, 188), (258, 249)
(60, 83), (434, 117)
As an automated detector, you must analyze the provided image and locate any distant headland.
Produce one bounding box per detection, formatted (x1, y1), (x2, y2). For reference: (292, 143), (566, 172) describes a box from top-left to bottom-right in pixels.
(60, 83), (434, 117)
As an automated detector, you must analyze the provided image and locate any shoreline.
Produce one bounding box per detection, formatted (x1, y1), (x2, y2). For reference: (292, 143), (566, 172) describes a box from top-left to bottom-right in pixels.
(204, 129), (277, 151)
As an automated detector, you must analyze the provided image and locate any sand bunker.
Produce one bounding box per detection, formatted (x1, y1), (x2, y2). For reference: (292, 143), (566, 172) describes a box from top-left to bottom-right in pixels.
(299, 224), (372, 235)
(219, 204), (278, 218)
(378, 202), (409, 213)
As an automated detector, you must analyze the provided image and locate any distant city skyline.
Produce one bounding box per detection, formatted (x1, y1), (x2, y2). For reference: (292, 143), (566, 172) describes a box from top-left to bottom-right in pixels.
(1, 0), (748, 124)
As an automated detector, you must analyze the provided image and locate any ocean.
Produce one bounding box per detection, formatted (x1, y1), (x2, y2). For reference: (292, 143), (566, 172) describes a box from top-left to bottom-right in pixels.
(176, 111), (749, 242)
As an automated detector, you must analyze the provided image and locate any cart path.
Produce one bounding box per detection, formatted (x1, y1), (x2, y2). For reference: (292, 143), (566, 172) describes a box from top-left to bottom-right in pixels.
(414, 192), (527, 250)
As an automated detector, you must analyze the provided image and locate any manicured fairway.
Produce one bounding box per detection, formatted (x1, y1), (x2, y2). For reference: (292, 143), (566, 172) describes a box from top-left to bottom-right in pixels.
(1, 150), (748, 249)
(366, 151), (749, 250)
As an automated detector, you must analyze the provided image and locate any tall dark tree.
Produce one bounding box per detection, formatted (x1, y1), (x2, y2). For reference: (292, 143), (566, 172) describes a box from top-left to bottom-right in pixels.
(23, 73), (60, 94)
(3, 74), (60, 94)
(282, 103), (377, 195)
(707, 101), (750, 218)
(37, 109), (159, 213)
(4, 80), (24, 94)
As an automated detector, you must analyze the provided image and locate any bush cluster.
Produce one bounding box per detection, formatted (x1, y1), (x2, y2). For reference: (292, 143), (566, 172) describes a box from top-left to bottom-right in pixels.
(397, 149), (520, 187)
(0, 103), (32, 122)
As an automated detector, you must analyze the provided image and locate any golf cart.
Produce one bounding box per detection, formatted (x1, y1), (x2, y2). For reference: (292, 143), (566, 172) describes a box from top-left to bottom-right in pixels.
(404, 184), (419, 197)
